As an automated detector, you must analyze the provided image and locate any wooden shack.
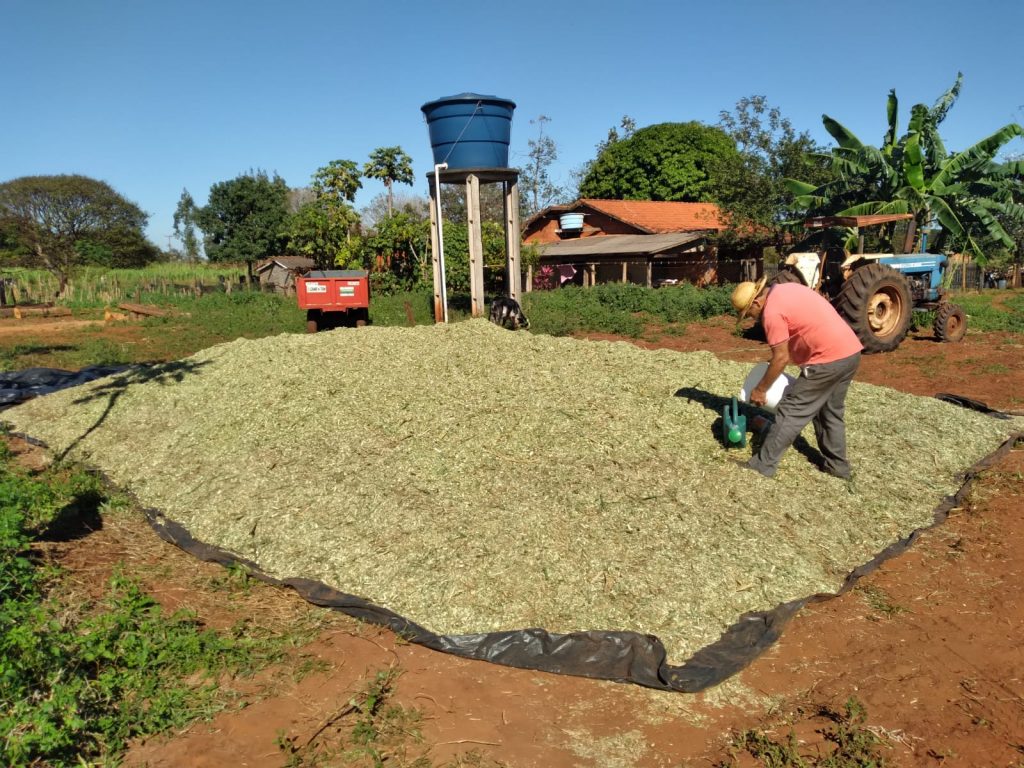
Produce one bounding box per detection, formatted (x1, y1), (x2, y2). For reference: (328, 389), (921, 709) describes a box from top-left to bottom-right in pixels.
(254, 257), (315, 294)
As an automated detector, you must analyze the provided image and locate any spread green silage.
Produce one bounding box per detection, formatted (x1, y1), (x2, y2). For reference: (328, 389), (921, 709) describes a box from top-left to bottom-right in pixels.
(6, 320), (1017, 664)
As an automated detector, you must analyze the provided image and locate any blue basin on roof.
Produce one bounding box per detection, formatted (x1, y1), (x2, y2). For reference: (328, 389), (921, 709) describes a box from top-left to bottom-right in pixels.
(421, 92), (516, 169)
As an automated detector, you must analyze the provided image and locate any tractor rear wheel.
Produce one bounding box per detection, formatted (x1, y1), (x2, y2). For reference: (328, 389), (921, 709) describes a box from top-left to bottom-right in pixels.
(834, 262), (913, 353)
(933, 302), (967, 343)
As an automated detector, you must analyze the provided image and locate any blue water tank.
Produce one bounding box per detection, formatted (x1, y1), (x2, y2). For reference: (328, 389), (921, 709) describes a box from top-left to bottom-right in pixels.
(421, 93), (516, 169)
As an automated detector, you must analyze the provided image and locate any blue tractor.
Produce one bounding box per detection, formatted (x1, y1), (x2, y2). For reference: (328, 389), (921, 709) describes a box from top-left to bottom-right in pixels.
(777, 214), (966, 353)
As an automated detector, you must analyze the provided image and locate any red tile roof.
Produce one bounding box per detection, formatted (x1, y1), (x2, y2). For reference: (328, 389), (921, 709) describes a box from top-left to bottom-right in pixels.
(579, 199), (725, 232)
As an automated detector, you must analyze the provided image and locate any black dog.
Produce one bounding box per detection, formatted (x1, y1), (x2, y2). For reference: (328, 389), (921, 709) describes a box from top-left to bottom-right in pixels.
(488, 297), (530, 330)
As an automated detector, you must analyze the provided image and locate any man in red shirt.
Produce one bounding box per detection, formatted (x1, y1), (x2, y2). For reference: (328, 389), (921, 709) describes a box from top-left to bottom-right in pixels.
(731, 277), (863, 479)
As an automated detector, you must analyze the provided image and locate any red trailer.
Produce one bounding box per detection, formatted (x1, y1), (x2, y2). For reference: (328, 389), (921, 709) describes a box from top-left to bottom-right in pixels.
(296, 270), (370, 333)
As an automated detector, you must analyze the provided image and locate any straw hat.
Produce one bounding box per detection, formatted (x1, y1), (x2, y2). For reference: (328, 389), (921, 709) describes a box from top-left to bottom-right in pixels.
(730, 276), (768, 320)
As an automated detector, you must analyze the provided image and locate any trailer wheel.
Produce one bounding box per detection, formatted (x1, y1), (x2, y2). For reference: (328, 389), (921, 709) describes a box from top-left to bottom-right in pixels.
(834, 262), (913, 353)
(355, 308), (369, 327)
(934, 302), (967, 343)
(306, 310), (319, 334)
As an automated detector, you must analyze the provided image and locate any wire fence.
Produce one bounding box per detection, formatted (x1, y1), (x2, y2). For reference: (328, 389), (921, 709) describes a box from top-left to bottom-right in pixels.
(0, 272), (266, 308)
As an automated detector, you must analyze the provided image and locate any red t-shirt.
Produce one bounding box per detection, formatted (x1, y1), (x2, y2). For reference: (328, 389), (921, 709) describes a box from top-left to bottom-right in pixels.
(762, 283), (862, 366)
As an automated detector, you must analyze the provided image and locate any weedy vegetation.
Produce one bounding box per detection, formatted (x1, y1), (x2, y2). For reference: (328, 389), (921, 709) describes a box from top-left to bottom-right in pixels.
(0, 437), (304, 766)
(722, 698), (890, 767)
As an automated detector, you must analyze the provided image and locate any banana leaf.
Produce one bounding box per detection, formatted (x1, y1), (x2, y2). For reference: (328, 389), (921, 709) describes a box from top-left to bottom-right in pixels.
(822, 116), (864, 150)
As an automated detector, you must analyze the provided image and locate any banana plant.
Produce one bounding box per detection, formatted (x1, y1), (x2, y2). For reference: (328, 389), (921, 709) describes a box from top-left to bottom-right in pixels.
(787, 73), (1024, 259)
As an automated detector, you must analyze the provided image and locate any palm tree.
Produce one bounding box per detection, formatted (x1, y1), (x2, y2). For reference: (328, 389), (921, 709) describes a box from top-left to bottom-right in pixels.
(788, 74), (1024, 258)
(364, 146), (414, 218)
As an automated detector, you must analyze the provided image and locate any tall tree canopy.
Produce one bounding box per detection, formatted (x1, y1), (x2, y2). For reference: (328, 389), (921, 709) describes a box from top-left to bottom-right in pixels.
(987, 158), (1024, 273)
(520, 115), (566, 218)
(363, 147), (414, 217)
(570, 115), (636, 199)
(0, 174), (157, 292)
(578, 121), (739, 201)
(196, 170), (290, 270)
(283, 198), (361, 269)
(173, 188), (201, 262)
(788, 74), (1024, 257)
(282, 161), (364, 267)
(709, 96), (832, 247)
(313, 159), (362, 204)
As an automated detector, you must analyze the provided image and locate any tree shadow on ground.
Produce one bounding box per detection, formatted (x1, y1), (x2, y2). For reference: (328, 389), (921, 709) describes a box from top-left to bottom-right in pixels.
(674, 385), (822, 464)
(58, 360), (211, 462)
(3, 344), (78, 357)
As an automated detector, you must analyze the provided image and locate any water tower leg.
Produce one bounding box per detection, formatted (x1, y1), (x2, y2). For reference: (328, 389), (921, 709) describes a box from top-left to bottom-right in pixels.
(504, 179), (522, 301)
(466, 174), (485, 317)
(428, 182), (444, 323)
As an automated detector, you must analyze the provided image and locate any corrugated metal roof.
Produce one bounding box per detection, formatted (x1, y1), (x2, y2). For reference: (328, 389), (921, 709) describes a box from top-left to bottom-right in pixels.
(255, 256), (315, 272)
(536, 233), (704, 258)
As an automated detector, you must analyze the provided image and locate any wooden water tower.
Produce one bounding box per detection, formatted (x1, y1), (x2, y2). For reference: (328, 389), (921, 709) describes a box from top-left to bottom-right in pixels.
(421, 93), (523, 322)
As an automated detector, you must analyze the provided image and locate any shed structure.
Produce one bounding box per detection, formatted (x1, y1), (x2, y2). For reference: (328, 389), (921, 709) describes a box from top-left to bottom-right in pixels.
(254, 257), (315, 294)
(523, 199), (759, 289)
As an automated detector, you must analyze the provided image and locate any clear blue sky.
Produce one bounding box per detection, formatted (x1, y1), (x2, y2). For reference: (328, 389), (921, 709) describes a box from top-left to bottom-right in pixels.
(3, 0), (1022, 250)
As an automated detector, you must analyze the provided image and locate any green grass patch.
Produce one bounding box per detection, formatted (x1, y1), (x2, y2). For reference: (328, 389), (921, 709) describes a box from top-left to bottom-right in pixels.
(724, 698), (890, 766)
(0, 442), (297, 766)
(952, 292), (1024, 333)
(522, 283), (735, 337)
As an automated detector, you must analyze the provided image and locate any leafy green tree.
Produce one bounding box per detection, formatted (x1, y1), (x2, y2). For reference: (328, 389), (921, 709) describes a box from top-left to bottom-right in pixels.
(439, 183), (505, 224)
(434, 219), (508, 293)
(788, 74), (1024, 257)
(363, 147), (414, 218)
(578, 121), (739, 201)
(709, 96), (832, 248)
(360, 211), (431, 290)
(986, 158), (1024, 278)
(520, 115), (566, 217)
(283, 161), (367, 267)
(172, 189), (201, 262)
(313, 159), (362, 204)
(196, 171), (290, 274)
(283, 199), (362, 268)
(0, 174), (157, 293)
(570, 115), (636, 198)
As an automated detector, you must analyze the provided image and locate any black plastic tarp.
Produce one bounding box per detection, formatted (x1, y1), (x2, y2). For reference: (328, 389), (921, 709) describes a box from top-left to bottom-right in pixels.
(143, 427), (1020, 692)
(6, 370), (1022, 690)
(0, 365), (130, 407)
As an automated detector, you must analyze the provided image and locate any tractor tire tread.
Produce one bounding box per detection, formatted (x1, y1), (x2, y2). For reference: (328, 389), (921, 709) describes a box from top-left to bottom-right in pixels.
(834, 262), (912, 354)
(934, 302), (967, 343)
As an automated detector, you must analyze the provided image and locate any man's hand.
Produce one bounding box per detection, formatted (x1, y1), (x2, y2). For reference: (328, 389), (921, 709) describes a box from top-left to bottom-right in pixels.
(750, 343), (790, 408)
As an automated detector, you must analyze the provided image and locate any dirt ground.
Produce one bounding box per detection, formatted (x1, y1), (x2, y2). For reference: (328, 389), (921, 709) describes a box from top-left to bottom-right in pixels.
(7, 314), (1024, 767)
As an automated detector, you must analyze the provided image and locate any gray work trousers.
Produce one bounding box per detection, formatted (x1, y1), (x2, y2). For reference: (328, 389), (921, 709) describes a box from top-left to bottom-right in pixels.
(747, 352), (861, 478)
